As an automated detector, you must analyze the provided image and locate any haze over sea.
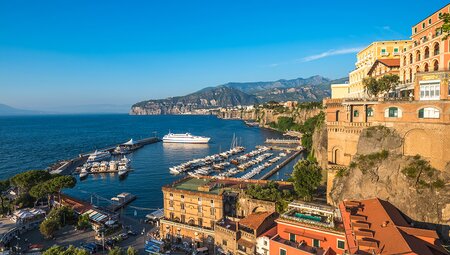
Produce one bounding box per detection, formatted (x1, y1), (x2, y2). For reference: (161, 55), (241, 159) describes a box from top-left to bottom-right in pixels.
(0, 114), (301, 217)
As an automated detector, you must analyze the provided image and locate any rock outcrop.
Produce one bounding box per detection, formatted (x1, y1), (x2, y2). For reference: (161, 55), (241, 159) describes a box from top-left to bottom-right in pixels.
(329, 126), (450, 227)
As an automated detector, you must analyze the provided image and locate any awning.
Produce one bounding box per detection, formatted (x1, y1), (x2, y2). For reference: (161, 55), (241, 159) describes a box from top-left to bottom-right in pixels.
(122, 139), (137, 145)
(284, 228), (326, 241)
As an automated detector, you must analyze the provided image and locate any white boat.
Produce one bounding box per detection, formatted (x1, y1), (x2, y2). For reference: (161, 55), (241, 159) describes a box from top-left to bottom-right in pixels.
(118, 166), (128, 176)
(87, 150), (111, 163)
(79, 168), (89, 179)
(118, 156), (130, 176)
(162, 133), (210, 144)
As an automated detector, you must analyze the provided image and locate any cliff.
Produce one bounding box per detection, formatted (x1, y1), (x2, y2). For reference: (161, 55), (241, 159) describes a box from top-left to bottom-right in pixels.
(311, 123), (328, 170)
(328, 126), (450, 227)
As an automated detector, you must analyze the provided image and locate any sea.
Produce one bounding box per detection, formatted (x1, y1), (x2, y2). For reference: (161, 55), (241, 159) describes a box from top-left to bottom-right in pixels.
(0, 114), (304, 217)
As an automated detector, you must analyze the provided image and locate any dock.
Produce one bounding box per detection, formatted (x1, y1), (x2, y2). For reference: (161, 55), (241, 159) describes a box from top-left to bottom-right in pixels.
(107, 192), (137, 212)
(49, 136), (160, 176)
(265, 138), (301, 144)
(259, 150), (302, 180)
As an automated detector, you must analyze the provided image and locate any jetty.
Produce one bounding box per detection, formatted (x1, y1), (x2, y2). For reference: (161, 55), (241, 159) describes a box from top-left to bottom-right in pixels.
(260, 150), (302, 180)
(265, 138), (301, 144)
(108, 192), (137, 212)
(50, 136), (160, 175)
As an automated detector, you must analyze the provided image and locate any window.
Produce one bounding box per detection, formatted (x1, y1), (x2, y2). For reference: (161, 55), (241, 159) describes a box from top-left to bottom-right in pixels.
(418, 107), (440, 119)
(367, 107), (374, 117)
(264, 240), (268, 246)
(394, 48), (399, 55)
(429, 18), (432, 24)
(198, 197), (202, 202)
(353, 110), (359, 117)
(388, 107), (399, 117)
(181, 195), (184, 199)
(181, 214), (185, 223)
(169, 200), (174, 207)
(198, 218), (202, 227)
(381, 48), (387, 55)
(420, 81), (440, 100)
(289, 233), (296, 242)
(181, 203), (185, 210)
(210, 207), (215, 216)
(198, 205), (202, 213)
(169, 193), (173, 198)
(313, 239), (320, 248)
(222, 240), (227, 246)
(422, 22), (425, 28)
(279, 248), (287, 255)
(414, 27), (417, 33)
(170, 212), (174, 220)
(337, 239), (345, 249)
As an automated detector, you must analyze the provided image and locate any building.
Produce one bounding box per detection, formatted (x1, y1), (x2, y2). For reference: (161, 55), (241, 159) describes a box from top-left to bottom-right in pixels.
(330, 84), (350, 99)
(256, 226), (277, 255)
(399, 4), (450, 85)
(348, 40), (411, 98)
(269, 201), (347, 255)
(366, 59), (401, 79)
(160, 176), (293, 252)
(340, 198), (448, 255)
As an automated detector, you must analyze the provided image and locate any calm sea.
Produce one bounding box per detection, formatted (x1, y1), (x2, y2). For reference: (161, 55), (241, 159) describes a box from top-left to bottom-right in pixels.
(0, 114), (302, 217)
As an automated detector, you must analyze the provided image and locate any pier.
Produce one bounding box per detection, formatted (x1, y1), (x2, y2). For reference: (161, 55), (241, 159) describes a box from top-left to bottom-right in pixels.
(259, 150), (302, 180)
(265, 138), (301, 144)
(49, 136), (160, 176)
(107, 192), (137, 212)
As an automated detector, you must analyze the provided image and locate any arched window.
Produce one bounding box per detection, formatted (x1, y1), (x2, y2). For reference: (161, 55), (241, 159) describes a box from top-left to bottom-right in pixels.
(385, 107), (401, 118)
(416, 50), (421, 61)
(424, 46), (430, 59)
(433, 60), (439, 71)
(403, 56), (407, 66)
(418, 107), (440, 118)
(409, 53), (413, 64)
(335, 110), (340, 121)
(409, 69), (412, 81)
(424, 62), (429, 72)
(434, 42), (440, 55)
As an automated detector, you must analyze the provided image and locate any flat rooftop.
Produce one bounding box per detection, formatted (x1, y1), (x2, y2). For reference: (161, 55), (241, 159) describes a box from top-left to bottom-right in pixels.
(172, 178), (221, 194)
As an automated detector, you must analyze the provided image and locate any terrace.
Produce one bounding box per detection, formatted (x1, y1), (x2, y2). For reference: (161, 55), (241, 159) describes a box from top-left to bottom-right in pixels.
(280, 201), (340, 230)
(271, 235), (332, 255)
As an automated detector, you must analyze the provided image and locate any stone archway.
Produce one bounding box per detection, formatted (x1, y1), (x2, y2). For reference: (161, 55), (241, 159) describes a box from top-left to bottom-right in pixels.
(252, 206), (267, 213)
(332, 146), (343, 165)
(403, 129), (432, 158)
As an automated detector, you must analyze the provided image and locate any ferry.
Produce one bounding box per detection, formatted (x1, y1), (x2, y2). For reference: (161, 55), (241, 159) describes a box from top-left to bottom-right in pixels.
(162, 133), (210, 144)
(87, 150), (111, 163)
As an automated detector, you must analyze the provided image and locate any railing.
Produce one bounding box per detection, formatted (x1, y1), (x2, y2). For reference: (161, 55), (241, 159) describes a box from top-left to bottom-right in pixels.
(327, 122), (372, 128)
(272, 236), (325, 255)
(160, 218), (215, 235)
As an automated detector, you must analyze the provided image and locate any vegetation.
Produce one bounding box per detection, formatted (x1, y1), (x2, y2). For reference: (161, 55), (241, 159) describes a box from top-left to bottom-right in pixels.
(245, 181), (295, 213)
(30, 175), (76, 203)
(335, 167), (349, 178)
(10, 170), (52, 195)
(440, 13), (450, 40)
(43, 245), (89, 255)
(291, 160), (322, 201)
(402, 155), (445, 190)
(268, 116), (301, 132)
(298, 111), (325, 151)
(127, 247), (138, 255)
(77, 214), (92, 230)
(362, 74), (399, 97)
(354, 150), (389, 174)
(0, 179), (10, 214)
(40, 206), (76, 238)
(296, 101), (322, 110)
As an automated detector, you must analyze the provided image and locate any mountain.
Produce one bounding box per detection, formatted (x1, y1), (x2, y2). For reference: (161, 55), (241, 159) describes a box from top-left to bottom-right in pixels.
(0, 103), (44, 116)
(130, 75), (348, 115)
(131, 86), (258, 115)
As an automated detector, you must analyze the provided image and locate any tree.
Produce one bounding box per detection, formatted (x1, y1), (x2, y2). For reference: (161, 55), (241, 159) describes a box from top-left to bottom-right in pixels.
(291, 160), (322, 201)
(0, 179), (10, 213)
(127, 247), (138, 255)
(363, 74), (399, 97)
(441, 13), (450, 40)
(49, 175), (76, 202)
(11, 170), (52, 195)
(109, 247), (124, 255)
(40, 217), (60, 239)
(77, 214), (91, 230)
(43, 245), (89, 255)
(30, 176), (76, 205)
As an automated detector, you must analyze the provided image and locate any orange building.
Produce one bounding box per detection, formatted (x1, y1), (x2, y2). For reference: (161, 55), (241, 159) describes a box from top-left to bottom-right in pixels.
(400, 4), (450, 84)
(269, 201), (347, 255)
(340, 198), (448, 255)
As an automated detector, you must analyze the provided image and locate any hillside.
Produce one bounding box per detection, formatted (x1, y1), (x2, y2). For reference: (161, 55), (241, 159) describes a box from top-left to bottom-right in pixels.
(0, 103), (43, 116)
(130, 76), (347, 115)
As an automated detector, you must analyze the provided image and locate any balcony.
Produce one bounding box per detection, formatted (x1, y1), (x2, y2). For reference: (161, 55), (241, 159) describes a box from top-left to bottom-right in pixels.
(160, 218), (215, 235)
(271, 236), (329, 255)
(327, 122), (373, 128)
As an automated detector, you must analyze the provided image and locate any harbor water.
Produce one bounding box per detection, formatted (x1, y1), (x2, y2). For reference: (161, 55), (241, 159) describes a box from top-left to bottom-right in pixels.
(0, 114), (303, 217)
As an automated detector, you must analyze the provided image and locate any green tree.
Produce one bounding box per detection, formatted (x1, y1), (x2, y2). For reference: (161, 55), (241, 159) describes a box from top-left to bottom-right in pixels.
(40, 217), (60, 239)
(43, 245), (89, 255)
(0, 179), (10, 213)
(291, 160), (322, 201)
(109, 247), (124, 255)
(11, 170), (52, 195)
(30, 176), (76, 204)
(440, 13), (450, 39)
(77, 214), (91, 230)
(49, 175), (76, 202)
(127, 246), (138, 255)
(363, 74), (399, 97)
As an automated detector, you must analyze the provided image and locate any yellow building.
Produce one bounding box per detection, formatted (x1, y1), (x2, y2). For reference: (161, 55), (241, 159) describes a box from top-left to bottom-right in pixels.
(330, 83), (349, 99)
(348, 40), (412, 98)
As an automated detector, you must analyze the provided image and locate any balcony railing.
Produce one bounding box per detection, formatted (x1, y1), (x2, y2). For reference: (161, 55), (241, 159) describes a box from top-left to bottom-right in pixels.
(327, 122), (373, 128)
(160, 218), (215, 235)
(272, 236), (326, 255)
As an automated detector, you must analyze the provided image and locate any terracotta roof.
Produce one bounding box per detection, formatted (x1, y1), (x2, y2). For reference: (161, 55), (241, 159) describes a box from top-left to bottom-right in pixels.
(378, 58), (400, 67)
(340, 198), (448, 255)
(239, 212), (274, 230)
(260, 226), (277, 238)
(237, 238), (255, 248)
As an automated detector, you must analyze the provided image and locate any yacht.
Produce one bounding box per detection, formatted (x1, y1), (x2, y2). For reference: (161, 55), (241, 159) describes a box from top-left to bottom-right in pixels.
(118, 156), (130, 176)
(87, 150), (111, 163)
(79, 168), (89, 179)
(162, 133), (210, 144)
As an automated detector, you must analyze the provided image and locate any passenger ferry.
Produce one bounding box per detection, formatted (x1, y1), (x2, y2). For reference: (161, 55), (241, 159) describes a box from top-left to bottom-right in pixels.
(162, 133), (210, 144)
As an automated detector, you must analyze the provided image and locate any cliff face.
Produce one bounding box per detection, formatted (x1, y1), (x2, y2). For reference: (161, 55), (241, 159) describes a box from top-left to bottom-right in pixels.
(312, 123), (328, 170)
(329, 126), (450, 226)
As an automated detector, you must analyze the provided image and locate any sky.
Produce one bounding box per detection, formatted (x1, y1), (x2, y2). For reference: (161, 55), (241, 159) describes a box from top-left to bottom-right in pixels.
(0, 0), (448, 111)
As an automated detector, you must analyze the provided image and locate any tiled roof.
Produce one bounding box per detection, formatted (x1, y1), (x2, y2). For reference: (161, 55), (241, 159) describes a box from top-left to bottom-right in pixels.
(378, 58), (400, 67)
(239, 211), (274, 230)
(340, 198), (448, 255)
(260, 226), (277, 238)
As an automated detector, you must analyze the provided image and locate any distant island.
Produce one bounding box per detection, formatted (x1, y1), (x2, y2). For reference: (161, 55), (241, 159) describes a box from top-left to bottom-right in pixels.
(130, 75), (348, 115)
(0, 103), (45, 116)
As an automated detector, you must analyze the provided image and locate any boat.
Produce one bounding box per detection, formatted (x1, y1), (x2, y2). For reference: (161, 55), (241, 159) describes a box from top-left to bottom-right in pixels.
(118, 166), (128, 177)
(87, 150), (111, 163)
(118, 156), (130, 176)
(112, 145), (129, 155)
(79, 168), (89, 179)
(162, 133), (210, 144)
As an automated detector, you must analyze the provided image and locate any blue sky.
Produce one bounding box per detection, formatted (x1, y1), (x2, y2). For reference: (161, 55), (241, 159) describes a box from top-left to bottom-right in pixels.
(0, 0), (447, 111)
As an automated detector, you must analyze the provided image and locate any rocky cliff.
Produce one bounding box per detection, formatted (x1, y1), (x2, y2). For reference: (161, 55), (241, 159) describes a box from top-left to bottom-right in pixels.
(311, 123), (328, 170)
(328, 126), (450, 227)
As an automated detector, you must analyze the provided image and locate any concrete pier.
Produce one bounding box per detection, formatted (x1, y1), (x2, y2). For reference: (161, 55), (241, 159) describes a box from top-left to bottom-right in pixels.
(259, 150), (302, 180)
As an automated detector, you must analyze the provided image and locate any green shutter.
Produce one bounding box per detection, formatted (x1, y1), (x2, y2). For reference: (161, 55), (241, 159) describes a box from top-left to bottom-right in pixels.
(418, 109), (424, 118)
